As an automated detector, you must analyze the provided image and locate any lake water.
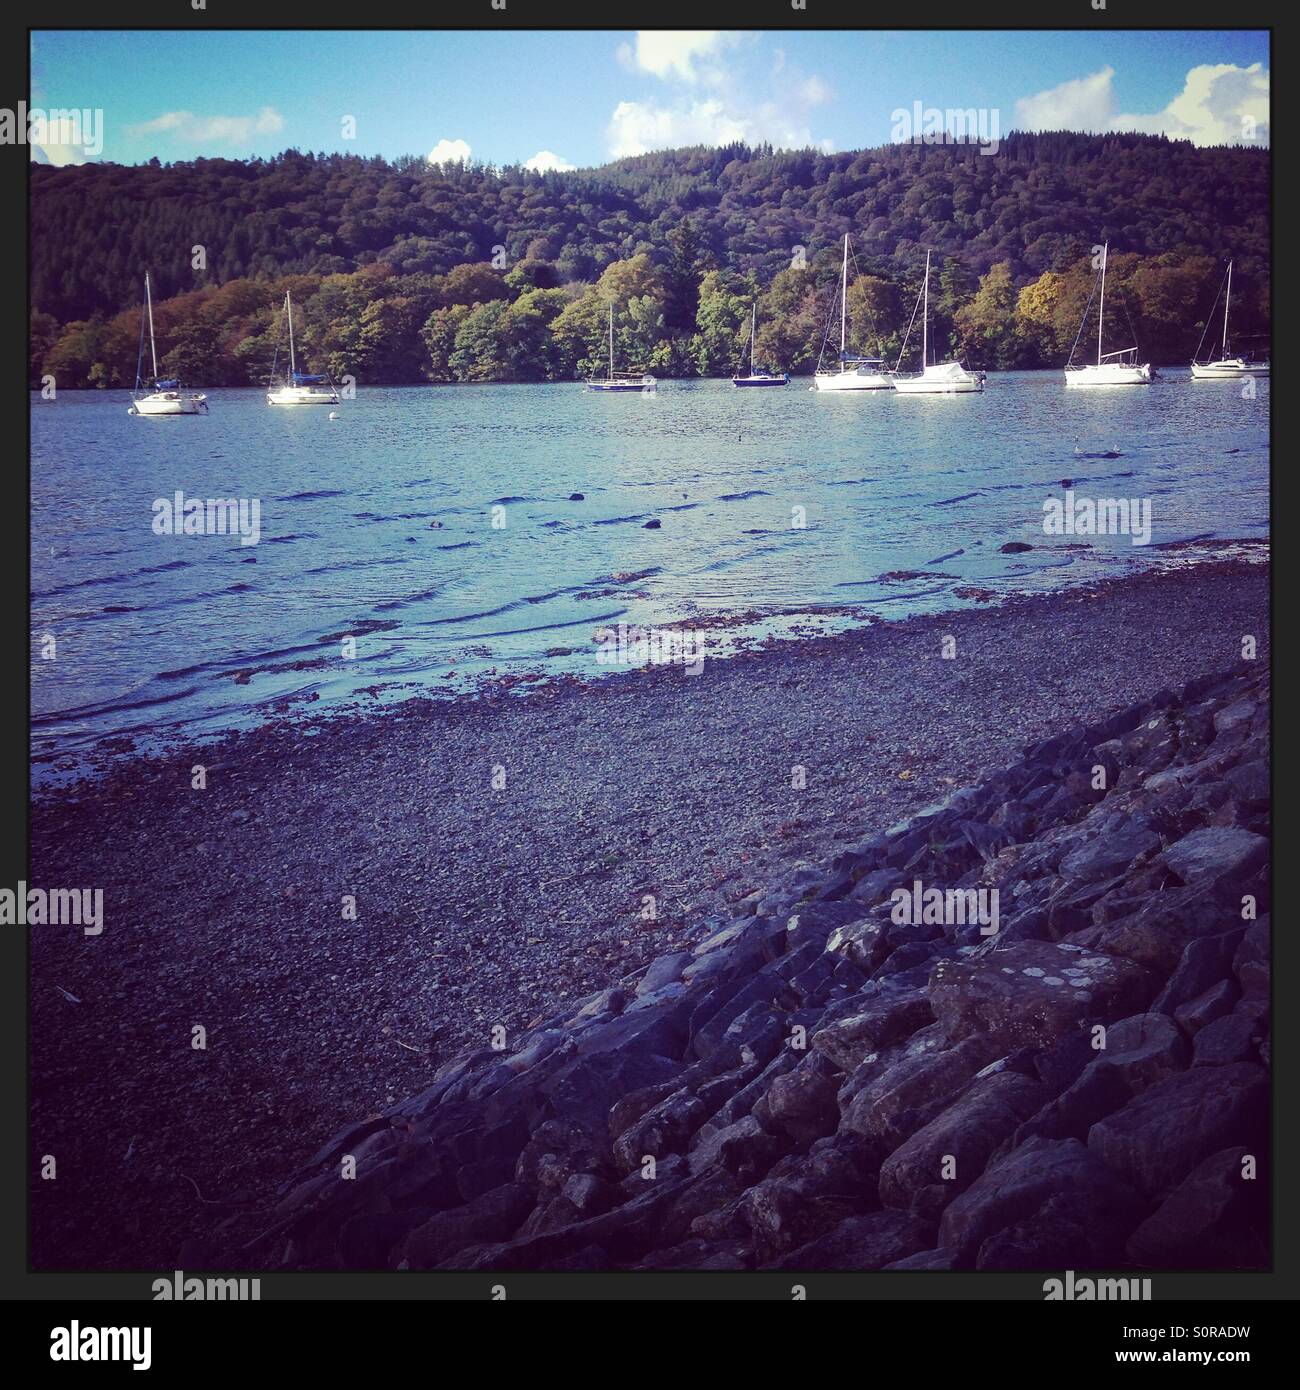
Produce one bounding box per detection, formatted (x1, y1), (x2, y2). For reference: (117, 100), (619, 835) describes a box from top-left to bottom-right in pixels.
(31, 372), (1269, 776)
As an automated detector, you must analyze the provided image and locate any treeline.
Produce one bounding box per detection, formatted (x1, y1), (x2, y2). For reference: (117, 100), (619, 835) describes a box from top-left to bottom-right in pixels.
(30, 132), (1270, 385)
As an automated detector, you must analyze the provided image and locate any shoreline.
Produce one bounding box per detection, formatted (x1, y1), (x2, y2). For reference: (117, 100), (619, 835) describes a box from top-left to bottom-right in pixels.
(30, 559), (1269, 1268)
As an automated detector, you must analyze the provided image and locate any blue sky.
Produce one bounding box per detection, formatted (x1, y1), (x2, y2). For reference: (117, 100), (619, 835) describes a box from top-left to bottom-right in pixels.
(31, 29), (1270, 168)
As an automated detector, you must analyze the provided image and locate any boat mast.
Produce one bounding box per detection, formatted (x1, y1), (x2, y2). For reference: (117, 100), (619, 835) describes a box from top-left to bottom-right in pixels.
(750, 301), (757, 374)
(608, 303), (614, 381)
(1223, 261), (1233, 358)
(840, 234), (848, 365)
(1097, 243), (1107, 367)
(145, 273), (159, 381)
(922, 251), (930, 369)
(286, 293), (297, 377)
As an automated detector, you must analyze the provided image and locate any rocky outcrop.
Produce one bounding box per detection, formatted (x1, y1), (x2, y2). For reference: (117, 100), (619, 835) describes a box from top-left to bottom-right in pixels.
(240, 666), (1268, 1271)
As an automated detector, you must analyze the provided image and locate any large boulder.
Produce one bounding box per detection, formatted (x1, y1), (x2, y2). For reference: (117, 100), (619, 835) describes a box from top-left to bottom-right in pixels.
(1087, 1062), (1267, 1199)
(930, 941), (1154, 1050)
(938, 1136), (1145, 1264)
(770, 1209), (935, 1270)
(1125, 1146), (1266, 1268)
(877, 1071), (1047, 1210)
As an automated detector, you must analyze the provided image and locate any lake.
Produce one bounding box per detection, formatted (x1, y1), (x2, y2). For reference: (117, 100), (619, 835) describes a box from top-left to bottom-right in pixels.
(30, 371), (1269, 776)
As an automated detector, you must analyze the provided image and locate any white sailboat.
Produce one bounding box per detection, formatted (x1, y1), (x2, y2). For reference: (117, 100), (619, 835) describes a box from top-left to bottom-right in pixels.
(813, 234), (893, 391)
(893, 251), (985, 394)
(128, 273), (208, 416)
(1064, 242), (1151, 387)
(1191, 261), (1270, 378)
(586, 304), (656, 392)
(267, 292), (340, 405)
(732, 301), (788, 386)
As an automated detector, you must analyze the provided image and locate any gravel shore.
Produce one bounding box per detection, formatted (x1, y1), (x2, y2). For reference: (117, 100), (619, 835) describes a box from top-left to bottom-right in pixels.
(30, 558), (1268, 1269)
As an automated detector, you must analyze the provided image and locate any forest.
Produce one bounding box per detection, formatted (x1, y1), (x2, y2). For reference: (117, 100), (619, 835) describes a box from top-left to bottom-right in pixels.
(29, 132), (1270, 387)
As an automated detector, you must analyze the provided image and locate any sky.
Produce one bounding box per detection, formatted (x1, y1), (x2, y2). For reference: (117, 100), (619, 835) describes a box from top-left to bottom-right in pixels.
(29, 29), (1270, 168)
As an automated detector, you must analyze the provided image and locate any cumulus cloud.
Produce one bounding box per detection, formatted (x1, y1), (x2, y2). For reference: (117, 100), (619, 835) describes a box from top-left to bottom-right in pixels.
(523, 149), (575, 172)
(617, 31), (742, 84)
(1015, 63), (1269, 146)
(427, 137), (472, 165)
(127, 106), (284, 145)
(607, 30), (833, 158)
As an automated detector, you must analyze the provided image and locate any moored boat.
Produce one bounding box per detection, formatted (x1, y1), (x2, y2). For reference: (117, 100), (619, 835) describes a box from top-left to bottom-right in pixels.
(814, 234), (894, 391)
(1064, 242), (1151, 388)
(893, 250), (985, 394)
(586, 304), (656, 392)
(128, 273), (208, 416)
(732, 301), (788, 386)
(267, 292), (340, 405)
(1191, 261), (1270, 378)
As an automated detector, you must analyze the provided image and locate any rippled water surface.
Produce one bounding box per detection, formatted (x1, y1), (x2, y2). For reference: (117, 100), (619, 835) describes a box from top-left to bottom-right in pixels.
(31, 372), (1269, 772)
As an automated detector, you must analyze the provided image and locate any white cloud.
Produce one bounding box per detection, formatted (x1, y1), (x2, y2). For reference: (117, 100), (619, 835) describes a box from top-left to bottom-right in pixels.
(606, 31), (832, 157)
(1016, 68), (1116, 132)
(127, 106), (284, 145)
(619, 31), (742, 84)
(1015, 63), (1269, 146)
(523, 149), (575, 172)
(427, 137), (472, 165)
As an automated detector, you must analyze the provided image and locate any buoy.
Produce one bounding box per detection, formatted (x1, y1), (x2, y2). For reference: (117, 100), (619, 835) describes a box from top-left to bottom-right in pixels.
(328, 411), (339, 420)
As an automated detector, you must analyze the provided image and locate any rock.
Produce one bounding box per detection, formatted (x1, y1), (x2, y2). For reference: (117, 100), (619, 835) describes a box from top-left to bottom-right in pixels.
(612, 1090), (706, 1174)
(1174, 980), (1237, 1036)
(840, 1034), (999, 1147)
(1058, 820), (1161, 883)
(883, 1246), (960, 1269)
(1234, 921), (1269, 1000)
(404, 1182), (534, 1268)
(930, 941), (1154, 1050)
(824, 919), (890, 974)
(568, 492), (585, 501)
(636, 952), (692, 995)
(1192, 1003), (1267, 1067)
(1151, 930), (1246, 1014)
(1126, 1146), (1266, 1268)
(643, 519), (661, 529)
(999, 541), (1033, 554)
(1087, 1062), (1267, 1199)
(762, 1057), (841, 1145)
(939, 1137), (1145, 1264)
(877, 1071), (1047, 1210)
(771, 1209), (935, 1270)
(811, 989), (933, 1071)
(1161, 826), (1268, 886)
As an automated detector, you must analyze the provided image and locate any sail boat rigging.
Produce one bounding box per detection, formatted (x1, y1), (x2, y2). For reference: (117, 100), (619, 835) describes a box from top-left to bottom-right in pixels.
(1063, 242), (1151, 387)
(127, 272), (208, 416)
(585, 304), (656, 392)
(732, 300), (788, 386)
(267, 293), (340, 405)
(893, 250), (985, 394)
(813, 234), (893, 391)
(1190, 261), (1270, 378)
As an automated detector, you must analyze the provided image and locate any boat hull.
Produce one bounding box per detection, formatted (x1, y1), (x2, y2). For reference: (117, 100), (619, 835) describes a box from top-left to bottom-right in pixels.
(1191, 359), (1270, 379)
(1064, 363), (1151, 387)
(267, 388), (340, 405)
(586, 378), (656, 392)
(813, 371), (893, 391)
(894, 364), (985, 394)
(733, 375), (789, 387)
(131, 393), (207, 416)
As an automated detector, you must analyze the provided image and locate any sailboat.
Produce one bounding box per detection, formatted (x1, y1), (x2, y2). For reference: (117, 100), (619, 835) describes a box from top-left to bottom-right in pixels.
(893, 251), (985, 394)
(127, 273), (208, 416)
(267, 292), (340, 405)
(813, 234), (893, 390)
(1191, 261), (1270, 378)
(585, 304), (656, 392)
(732, 301), (788, 387)
(1064, 242), (1151, 387)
